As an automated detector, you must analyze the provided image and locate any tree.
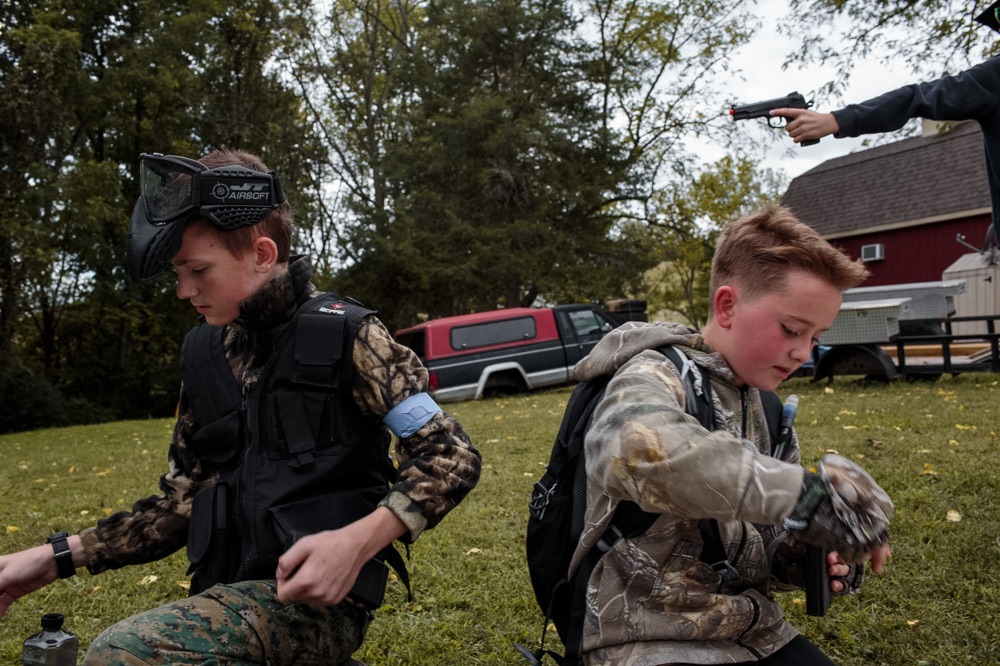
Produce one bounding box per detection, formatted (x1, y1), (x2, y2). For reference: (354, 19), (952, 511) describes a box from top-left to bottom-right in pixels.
(780, 0), (1000, 96)
(287, 0), (757, 329)
(646, 155), (785, 328)
(0, 0), (320, 430)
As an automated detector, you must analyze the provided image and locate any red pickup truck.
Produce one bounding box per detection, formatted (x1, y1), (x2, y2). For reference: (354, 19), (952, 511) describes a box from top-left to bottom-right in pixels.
(393, 304), (618, 402)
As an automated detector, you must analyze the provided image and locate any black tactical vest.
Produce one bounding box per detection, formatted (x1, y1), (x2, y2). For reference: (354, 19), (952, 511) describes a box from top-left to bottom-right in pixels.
(179, 293), (396, 603)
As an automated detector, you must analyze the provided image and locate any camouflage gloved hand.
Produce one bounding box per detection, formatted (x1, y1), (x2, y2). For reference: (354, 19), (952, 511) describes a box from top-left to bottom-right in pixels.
(783, 454), (893, 563)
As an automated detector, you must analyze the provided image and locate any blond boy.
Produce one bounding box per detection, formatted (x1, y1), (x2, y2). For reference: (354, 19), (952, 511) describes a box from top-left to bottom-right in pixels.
(570, 205), (892, 665)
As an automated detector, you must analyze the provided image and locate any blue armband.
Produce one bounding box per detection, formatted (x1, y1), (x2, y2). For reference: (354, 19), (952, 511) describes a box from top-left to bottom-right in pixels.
(384, 392), (441, 438)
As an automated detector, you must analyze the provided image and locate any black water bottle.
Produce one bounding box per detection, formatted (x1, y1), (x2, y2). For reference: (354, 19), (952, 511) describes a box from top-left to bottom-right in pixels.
(22, 613), (78, 665)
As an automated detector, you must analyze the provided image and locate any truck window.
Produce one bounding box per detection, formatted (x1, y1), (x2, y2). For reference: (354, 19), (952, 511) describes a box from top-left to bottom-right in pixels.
(451, 316), (537, 350)
(567, 309), (612, 338)
(395, 330), (426, 358)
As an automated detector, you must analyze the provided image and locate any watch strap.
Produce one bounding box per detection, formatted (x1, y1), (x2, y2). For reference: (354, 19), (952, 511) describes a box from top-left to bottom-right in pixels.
(46, 531), (76, 579)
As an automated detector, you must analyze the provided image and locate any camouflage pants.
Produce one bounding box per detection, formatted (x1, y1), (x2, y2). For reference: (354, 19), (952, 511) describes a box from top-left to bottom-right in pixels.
(84, 580), (369, 665)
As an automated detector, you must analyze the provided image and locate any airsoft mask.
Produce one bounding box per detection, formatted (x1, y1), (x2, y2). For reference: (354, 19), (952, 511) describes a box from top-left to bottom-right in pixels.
(126, 153), (286, 283)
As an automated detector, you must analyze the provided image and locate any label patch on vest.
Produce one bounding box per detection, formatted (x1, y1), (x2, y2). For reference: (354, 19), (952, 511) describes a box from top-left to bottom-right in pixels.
(318, 302), (348, 315)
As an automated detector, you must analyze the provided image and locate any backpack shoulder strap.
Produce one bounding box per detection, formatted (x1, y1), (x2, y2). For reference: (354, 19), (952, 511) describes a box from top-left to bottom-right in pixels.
(657, 345), (716, 430)
(759, 390), (783, 452)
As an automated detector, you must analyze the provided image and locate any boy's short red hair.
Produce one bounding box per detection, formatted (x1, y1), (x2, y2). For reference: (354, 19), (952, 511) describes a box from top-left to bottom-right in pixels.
(188, 148), (293, 261)
(710, 205), (869, 313)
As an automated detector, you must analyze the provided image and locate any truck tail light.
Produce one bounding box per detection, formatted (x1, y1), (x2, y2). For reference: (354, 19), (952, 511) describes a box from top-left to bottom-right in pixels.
(428, 370), (439, 392)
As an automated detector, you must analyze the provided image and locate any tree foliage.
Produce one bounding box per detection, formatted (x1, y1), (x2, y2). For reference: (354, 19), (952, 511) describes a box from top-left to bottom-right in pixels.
(283, 0), (756, 329)
(780, 0), (1000, 96)
(1, 0), (805, 430)
(646, 155), (786, 329)
(0, 0), (319, 431)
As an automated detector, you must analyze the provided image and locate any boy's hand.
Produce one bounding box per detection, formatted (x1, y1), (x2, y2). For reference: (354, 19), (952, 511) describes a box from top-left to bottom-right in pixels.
(785, 454), (893, 563)
(828, 545), (890, 595)
(275, 506), (407, 608)
(274, 527), (369, 607)
(770, 108), (840, 143)
(866, 543), (892, 574)
(827, 550), (851, 593)
(0, 545), (62, 619)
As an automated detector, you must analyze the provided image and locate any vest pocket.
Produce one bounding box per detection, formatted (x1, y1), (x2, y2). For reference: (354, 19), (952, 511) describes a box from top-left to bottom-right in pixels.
(269, 391), (346, 465)
(187, 482), (239, 594)
(190, 410), (242, 465)
(267, 488), (389, 609)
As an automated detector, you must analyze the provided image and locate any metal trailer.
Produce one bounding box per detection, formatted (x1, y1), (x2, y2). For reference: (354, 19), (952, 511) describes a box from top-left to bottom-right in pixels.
(809, 280), (1000, 382)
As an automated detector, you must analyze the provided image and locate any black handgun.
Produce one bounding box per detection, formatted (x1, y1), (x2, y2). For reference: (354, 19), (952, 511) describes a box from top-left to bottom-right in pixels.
(772, 395), (830, 616)
(729, 91), (819, 146)
(805, 544), (831, 616)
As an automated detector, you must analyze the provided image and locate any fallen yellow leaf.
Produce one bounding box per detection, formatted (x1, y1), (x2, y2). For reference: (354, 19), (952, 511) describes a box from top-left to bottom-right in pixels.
(175, 581), (191, 590)
(6, 525), (19, 533)
(946, 510), (962, 522)
(465, 548), (482, 556)
(139, 575), (158, 585)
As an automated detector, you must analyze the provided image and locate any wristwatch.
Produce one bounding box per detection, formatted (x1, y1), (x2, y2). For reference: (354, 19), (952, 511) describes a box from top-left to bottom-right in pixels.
(46, 532), (76, 579)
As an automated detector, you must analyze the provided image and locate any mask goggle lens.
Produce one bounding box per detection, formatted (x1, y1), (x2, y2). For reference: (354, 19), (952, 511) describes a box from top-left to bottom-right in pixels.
(140, 154), (203, 225)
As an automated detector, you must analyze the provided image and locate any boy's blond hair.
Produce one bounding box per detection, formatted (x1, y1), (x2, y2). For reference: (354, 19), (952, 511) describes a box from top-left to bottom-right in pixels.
(709, 205), (868, 315)
(188, 148), (293, 262)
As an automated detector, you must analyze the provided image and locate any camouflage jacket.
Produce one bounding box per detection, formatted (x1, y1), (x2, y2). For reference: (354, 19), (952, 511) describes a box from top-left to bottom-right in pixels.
(570, 321), (854, 665)
(79, 255), (481, 572)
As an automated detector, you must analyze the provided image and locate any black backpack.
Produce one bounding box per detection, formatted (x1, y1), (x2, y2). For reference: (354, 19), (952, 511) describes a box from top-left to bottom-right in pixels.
(516, 346), (783, 666)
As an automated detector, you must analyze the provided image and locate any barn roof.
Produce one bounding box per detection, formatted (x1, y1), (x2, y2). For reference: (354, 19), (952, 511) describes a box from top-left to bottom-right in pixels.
(781, 121), (991, 239)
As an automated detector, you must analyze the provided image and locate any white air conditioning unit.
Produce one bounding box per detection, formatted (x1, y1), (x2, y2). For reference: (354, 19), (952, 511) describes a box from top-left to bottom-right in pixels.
(861, 243), (885, 262)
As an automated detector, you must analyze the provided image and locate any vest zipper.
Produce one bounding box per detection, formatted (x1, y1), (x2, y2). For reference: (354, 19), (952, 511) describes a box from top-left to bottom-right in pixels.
(238, 383), (255, 576)
(740, 386), (749, 438)
(237, 331), (256, 577)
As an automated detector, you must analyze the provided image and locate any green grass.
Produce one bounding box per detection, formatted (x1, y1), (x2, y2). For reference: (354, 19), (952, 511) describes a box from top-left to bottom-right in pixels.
(2, 376), (1000, 664)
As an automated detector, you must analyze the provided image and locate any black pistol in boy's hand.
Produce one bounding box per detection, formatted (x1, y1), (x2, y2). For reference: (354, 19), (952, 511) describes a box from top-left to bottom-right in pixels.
(729, 92), (820, 146)
(805, 545), (831, 616)
(771, 394), (830, 616)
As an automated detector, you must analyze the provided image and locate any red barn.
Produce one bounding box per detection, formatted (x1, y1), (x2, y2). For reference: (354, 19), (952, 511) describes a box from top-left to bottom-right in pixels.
(781, 120), (992, 287)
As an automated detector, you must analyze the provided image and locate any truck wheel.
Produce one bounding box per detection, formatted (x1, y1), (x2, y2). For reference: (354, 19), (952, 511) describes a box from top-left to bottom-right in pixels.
(483, 371), (526, 397)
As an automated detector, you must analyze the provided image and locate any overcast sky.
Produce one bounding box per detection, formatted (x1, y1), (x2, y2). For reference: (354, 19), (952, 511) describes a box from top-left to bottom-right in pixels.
(704, 2), (923, 182)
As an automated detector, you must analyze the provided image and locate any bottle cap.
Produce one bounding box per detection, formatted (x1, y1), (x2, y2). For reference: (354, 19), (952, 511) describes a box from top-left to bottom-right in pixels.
(40, 613), (64, 631)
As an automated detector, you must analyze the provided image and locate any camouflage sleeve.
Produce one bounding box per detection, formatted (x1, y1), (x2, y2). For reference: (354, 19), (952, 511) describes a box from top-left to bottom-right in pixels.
(351, 316), (481, 540)
(79, 389), (215, 573)
(585, 351), (804, 525)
